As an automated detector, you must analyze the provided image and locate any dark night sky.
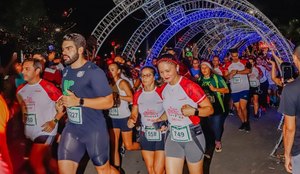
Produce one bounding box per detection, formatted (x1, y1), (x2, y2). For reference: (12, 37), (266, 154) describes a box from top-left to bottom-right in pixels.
(44, 0), (300, 37)
(59, 0), (300, 34)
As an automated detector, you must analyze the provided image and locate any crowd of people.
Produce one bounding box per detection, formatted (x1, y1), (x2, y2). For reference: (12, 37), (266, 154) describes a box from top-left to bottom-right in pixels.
(0, 32), (299, 174)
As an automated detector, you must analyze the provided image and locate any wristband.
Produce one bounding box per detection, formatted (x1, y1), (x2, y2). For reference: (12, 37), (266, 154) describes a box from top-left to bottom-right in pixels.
(79, 98), (84, 106)
(53, 118), (59, 124)
(194, 108), (199, 116)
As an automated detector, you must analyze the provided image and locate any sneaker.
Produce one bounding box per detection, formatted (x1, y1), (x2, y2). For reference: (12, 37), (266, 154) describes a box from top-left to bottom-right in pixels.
(215, 141), (222, 152)
(238, 123), (245, 131)
(120, 145), (126, 157)
(258, 108), (262, 118)
(228, 110), (235, 116)
(245, 122), (251, 132)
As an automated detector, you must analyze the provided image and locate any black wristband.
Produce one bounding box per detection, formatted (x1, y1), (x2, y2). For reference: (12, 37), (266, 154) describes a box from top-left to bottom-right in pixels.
(194, 108), (199, 116)
(79, 98), (84, 106)
(53, 118), (59, 123)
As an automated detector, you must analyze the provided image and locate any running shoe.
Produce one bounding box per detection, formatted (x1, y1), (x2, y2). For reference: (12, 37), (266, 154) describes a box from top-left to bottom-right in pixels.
(120, 145), (126, 157)
(215, 141), (222, 152)
(238, 123), (245, 131)
(245, 122), (251, 132)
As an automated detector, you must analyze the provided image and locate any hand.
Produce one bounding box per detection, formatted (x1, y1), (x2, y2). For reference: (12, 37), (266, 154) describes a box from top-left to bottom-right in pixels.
(209, 85), (216, 92)
(181, 104), (195, 117)
(266, 58), (275, 65)
(41, 120), (56, 132)
(62, 90), (79, 107)
(12, 52), (18, 61)
(127, 117), (136, 128)
(284, 154), (292, 173)
(153, 119), (168, 132)
(56, 98), (64, 113)
(229, 70), (237, 79)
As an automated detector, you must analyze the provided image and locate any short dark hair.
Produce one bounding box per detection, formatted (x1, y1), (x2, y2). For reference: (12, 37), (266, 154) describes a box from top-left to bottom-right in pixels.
(62, 33), (86, 50)
(140, 65), (156, 75)
(229, 48), (238, 54)
(22, 58), (43, 74)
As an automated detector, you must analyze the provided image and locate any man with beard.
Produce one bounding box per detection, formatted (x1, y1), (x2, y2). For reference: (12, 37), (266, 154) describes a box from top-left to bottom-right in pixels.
(58, 33), (119, 174)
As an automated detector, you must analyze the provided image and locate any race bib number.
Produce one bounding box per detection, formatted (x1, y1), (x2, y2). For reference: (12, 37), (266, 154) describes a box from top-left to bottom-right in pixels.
(207, 94), (215, 103)
(145, 126), (161, 141)
(109, 107), (119, 116)
(233, 77), (241, 84)
(25, 113), (37, 126)
(67, 107), (83, 124)
(250, 81), (257, 87)
(170, 125), (192, 142)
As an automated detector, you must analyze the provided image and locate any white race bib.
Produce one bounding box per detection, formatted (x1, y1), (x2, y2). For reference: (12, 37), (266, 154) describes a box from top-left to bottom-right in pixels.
(207, 94), (215, 103)
(109, 107), (119, 116)
(145, 126), (162, 141)
(233, 77), (241, 84)
(67, 107), (83, 124)
(25, 113), (37, 126)
(250, 81), (257, 87)
(170, 125), (192, 142)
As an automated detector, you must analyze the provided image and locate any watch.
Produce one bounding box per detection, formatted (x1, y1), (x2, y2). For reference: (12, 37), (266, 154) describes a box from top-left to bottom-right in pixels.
(79, 98), (84, 106)
(53, 118), (59, 124)
(194, 108), (199, 116)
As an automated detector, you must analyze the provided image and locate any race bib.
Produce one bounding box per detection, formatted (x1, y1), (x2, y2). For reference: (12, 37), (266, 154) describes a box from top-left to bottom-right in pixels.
(207, 94), (215, 103)
(145, 126), (161, 141)
(109, 107), (119, 116)
(67, 107), (83, 124)
(25, 113), (37, 126)
(170, 125), (192, 142)
(250, 81), (257, 87)
(233, 77), (241, 84)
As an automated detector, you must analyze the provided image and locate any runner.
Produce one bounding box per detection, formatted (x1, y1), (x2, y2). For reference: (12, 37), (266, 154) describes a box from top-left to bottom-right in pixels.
(157, 54), (213, 174)
(248, 57), (263, 119)
(107, 62), (140, 172)
(197, 61), (229, 152)
(17, 58), (64, 174)
(0, 83), (13, 174)
(224, 49), (251, 132)
(58, 33), (118, 174)
(127, 66), (166, 174)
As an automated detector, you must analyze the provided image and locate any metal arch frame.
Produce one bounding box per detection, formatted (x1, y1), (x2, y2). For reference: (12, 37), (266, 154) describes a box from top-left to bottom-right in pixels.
(120, 0), (285, 60)
(146, 8), (272, 61)
(195, 29), (258, 59)
(238, 37), (263, 55)
(195, 28), (255, 58)
(174, 19), (247, 54)
(92, 0), (292, 62)
(216, 33), (261, 60)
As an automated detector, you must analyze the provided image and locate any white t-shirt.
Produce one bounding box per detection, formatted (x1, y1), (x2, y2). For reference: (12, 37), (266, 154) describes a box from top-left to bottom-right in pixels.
(108, 79), (131, 119)
(133, 87), (164, 126)
(161, 77), (206, 126)
(257, 65), (268, 83)
(17, 79), (62, 140)
(227, 61), (250, 93)
(248, 66), (261, 87)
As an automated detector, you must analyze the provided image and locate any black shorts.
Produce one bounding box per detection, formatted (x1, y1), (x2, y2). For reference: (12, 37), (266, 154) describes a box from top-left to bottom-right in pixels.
(33, 135), (55, 145)
(107, 117), (132, 132)
(140, 131), (165, 151)
(58, 125), (110, 166)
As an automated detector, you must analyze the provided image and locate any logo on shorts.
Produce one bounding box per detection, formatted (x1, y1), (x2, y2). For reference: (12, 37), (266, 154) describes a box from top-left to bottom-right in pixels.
(77, 71), (85, 78)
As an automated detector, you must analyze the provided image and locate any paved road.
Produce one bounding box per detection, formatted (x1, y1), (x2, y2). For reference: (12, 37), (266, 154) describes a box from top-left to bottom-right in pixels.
(84, 107), (287, 174)
(7, 107), (287, 174)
